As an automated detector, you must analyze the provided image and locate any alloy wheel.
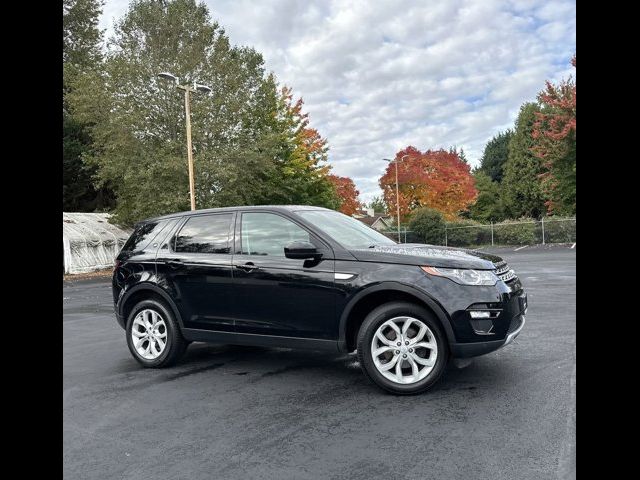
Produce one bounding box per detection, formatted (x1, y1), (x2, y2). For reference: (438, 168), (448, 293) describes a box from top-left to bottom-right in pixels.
(131, 309), (168, 360)
(370, 316), (438, 384)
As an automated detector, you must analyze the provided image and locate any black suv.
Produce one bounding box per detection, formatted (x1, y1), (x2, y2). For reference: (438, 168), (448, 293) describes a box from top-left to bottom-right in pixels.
(113, 206), (527, 394)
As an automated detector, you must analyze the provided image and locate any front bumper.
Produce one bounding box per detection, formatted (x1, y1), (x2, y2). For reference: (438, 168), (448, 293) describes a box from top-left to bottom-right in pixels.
(451, 305), (527, 358)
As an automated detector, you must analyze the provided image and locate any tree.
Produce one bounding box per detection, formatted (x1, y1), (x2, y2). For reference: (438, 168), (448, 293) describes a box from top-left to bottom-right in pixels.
(328, 175), (360, 215)
(367, 196), (387, 214)
(408, 207), (445, 245)
(468, 171), (506, 222)
(63, 0), (103, 70)
(379, 147), (477, 222)
(262, 87), (340, 209)
(502, 103), (549, 219)
(478, 130), (513, 183)
(532, 55), (576, 215)
(63, 0), (115, 212)
(67, 0), (337, 225)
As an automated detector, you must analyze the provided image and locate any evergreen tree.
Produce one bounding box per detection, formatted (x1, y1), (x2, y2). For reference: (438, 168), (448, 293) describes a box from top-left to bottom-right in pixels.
(502, 103), (548, 218)
(478, 130), (513, 183)
(468, 171), (506, 222)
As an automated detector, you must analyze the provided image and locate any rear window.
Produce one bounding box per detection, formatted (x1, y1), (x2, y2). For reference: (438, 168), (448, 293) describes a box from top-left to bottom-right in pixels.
(121, 220), (168, 252)
(174, 214), (233, 254)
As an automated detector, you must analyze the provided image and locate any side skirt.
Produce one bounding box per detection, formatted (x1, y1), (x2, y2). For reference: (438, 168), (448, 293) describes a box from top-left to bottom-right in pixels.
(182, 328), (341, 352)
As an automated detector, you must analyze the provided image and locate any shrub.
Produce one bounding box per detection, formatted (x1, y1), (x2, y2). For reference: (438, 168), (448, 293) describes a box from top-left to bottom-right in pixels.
(493, 218), (537, 245)
(543, 217), (576, 243)
(408, 208), (445, 245)
(445, 220), (481, 247)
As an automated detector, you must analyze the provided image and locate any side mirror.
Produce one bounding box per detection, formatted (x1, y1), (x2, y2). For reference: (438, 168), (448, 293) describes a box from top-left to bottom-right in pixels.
(284, 241), (321, 260)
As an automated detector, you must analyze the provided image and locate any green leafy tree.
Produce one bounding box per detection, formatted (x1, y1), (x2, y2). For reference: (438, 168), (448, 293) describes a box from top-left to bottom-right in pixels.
(502, 103), (548, 219)
(367, 196), (387, 214)
(260, 87), (340, 209)
(63, 0), (114, 211)
(408, 207), (446, 245)
(468, 171), (506, 222)
(478, 130), (513, 183)
(67, 0), (337, 225)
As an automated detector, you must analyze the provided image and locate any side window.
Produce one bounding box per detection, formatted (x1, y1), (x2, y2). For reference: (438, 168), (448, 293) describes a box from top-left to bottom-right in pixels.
(121, 220), (167, 253)
(175, 214), (233, 254)
(241, 213), (310, 256)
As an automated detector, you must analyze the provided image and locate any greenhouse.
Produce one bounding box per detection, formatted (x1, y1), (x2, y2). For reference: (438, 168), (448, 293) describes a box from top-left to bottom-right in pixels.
(63, 212), (131, 274)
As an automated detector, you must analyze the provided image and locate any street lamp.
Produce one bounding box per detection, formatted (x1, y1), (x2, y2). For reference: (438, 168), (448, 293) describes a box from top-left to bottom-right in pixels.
(382, 154), (410, 243)
(157, 72), (212, 211)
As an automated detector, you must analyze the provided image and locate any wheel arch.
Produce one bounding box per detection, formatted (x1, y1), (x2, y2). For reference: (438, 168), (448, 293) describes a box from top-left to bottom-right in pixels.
(338, 282), (455, 352)
(119, 283), (184, 330)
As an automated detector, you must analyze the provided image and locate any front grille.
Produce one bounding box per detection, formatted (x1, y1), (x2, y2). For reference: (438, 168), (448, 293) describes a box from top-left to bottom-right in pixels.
(494, 261), (517, 282)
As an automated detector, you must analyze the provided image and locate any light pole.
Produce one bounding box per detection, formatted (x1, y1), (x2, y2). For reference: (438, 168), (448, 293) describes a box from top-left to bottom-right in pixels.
(157, 72), (212, 211)
(382, 154), (409, 243)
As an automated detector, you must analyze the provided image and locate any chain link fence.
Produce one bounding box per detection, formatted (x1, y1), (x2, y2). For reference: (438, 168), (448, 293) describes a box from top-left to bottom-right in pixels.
(381, 217), (576, 247)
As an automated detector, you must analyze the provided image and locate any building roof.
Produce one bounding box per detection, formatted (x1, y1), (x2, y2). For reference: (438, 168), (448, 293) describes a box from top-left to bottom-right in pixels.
(357, 215), (391, 227)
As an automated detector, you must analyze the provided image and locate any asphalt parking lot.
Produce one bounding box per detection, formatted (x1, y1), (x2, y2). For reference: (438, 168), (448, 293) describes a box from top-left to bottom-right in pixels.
(63, 245), (576, 480)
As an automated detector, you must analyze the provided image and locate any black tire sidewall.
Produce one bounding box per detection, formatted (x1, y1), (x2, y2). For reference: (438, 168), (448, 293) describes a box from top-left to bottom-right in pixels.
(357, 302), (449, 395)
(125, 299), (183, 368)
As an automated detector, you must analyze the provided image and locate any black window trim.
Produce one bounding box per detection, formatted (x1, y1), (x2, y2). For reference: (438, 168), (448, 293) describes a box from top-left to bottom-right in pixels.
(170, 211), (236, 255)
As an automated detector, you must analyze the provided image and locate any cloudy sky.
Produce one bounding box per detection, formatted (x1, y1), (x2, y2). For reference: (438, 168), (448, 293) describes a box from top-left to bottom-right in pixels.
(100, 0), (576, 203)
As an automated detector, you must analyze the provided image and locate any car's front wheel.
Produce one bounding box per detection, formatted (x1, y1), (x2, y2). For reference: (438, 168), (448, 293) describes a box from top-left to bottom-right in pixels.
(126, 299), (188, 368)
(357, 301), (448, 394)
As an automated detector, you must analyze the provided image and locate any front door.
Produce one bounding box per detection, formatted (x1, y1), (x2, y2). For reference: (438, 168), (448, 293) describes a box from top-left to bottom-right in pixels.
(156, 213), (236, 331)
(232, 211), (338, 340)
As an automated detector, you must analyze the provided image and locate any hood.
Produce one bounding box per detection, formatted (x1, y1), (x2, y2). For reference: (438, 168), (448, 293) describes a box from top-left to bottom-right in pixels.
(349, 243), (502, 269)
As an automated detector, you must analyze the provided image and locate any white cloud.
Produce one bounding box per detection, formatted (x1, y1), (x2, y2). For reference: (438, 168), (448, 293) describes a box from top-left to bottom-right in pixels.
(100, 0), (576, 203)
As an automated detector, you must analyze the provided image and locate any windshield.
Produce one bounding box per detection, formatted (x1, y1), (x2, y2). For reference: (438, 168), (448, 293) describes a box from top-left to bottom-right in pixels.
(296, 210), (397, 249)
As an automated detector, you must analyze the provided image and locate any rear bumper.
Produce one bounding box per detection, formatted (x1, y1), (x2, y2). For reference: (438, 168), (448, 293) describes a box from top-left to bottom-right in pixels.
(451, 313), (526, 358)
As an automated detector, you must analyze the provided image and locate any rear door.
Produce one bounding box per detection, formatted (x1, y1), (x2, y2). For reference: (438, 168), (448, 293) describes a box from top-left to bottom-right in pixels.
(232, 210), (339, 340)
(155, 212), (236, 331)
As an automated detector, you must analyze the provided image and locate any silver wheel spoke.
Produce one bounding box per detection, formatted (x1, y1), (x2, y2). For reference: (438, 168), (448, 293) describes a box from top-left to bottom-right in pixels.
(394, 358), (404, 382)
(156, 337), (166, 350)
(375, 331), (394, 346)
(155, 330), (167, 339)
(143, 311), (152, 329)
(411, 353), (435, 367)
(402, 318), (415, 336)
(373, 346), (394, 357)
(409, 324), (428, 344)
(413, 341), (437, 350)
(386, 321), (402, 338)
(378, 354), (399, 371)
(132, 329), (146, 338)
(408, 355), (419, 378)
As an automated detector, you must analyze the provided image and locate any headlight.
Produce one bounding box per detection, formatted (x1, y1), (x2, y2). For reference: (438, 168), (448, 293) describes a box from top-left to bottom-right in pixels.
(420, 266), (498, 286)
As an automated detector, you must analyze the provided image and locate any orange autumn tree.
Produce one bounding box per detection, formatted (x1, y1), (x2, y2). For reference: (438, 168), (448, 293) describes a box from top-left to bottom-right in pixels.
(379, 146), (477, 221)
(328, 175), (361, 215)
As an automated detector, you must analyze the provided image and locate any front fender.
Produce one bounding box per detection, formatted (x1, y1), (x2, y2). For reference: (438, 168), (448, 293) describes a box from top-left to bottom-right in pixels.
(337, 281), (456, 350)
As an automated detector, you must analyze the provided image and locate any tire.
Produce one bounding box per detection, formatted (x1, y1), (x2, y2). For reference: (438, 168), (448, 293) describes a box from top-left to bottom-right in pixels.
(357, 301), (449, 395)
(125, 298), (188, 368)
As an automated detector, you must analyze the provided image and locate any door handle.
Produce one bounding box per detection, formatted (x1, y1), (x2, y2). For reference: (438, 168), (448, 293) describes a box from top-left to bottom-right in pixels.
(235, 263), (259, 272)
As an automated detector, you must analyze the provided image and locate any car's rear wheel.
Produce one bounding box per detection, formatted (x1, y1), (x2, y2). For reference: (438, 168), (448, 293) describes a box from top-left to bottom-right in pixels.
(357, 301), (448, 394)
(126, 299), (188, 368)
